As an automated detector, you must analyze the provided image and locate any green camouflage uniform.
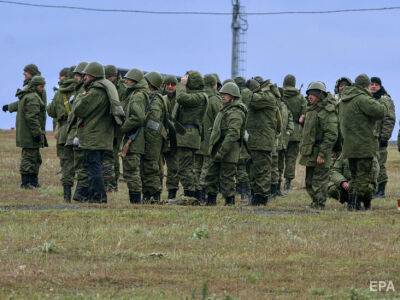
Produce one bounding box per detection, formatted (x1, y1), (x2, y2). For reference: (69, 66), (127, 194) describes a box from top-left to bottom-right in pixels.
(339, 76), (390, 209)
(300, 93), (338, 208)
(174, 72), (208, 197)
(246, 81), (280, 204)
(7, 77), (47, 187)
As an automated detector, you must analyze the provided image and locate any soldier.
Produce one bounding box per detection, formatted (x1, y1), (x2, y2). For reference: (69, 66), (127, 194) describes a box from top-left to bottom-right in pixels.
(162, 75), (180, 200)
(339, 74), (390, 210)
(282, 74), (307, 191)
(47, 67), (76, 201)
(246, 80), (280, 205)
(142, 71), (168, 202)
(212, 73), (222, 91)
(204, 82), (247, 205)
(271, 92), (294, 197)
(3, 75), (48, 188)
(194, 74), (221, 201)
(173, 71), (208, 198)
(328, 154), (351, 205)
(300, 82), (338, 209)
(120, 69), (148, 204)
(369, 77), (396, 198)
(66, 62), (89, 202)
(334, 77), (352, 101)
(102, 65), (126, 192)
(73, 62), (115, 203)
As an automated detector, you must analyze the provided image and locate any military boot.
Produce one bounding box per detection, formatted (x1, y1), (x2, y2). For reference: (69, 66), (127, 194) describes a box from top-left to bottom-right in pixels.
(143, 191), (151, 203)
(152, 191), (161, 204)
(63, 185), (72, 203)
(30, 174), (39, 188)
(195, 189), (204, 202)
(184, 189), (195, 198)
(362, 195), (372, 210)
(375, 182), (386, 198)
(284, 179), (292, 192)
(206, 194), (217, 206)
(348, 194), (361, 211)
(129, 191), (141, 204)
(239, 182), (250, 204)
(225, 196), (235, 206)
(270, 184), (278, 199)
(73, 185), (89, 202)
(20, 174), (31, 189)
(251, 194), (265, 206)
(168, 189), (178, 200)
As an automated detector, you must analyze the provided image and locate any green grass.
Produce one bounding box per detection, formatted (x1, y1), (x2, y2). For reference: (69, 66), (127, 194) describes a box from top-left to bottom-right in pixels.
(0, 130), (400, 299)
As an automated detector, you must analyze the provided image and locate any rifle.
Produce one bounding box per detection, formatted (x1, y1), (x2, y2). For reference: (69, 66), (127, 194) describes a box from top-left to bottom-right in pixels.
(120, 130), (140, 158)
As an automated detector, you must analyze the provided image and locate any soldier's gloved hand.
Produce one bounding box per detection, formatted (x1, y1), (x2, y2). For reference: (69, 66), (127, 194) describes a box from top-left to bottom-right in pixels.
(33, 134), (43, 143)
(379, 139), (388, 148)
(2, 105), (8, 112)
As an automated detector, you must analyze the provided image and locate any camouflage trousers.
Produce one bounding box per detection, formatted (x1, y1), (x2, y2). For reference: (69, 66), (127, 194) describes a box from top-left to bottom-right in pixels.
(176, 147), (196, 193)
(142, 157), (162, 195)
(271, 149), (285, 185)
(164, 150), (179, 191)
(305, 165), (330, 205)
(236, 158), (250, 186)
(102, 150), (116, 191)
(328, 184), (349, 204)
(57, 144), (74, 186)
(194, 154), (211, 190)
(204, 160), (236, 198)
(284, 141), (300, 180)
(249, 150), (272, 197)
(377, 146), (388, 184)
(122, 152), (142, 192)
(348, 157), (377, 198)
(74, 148), (88, 188)
(20, 148), (42, 175)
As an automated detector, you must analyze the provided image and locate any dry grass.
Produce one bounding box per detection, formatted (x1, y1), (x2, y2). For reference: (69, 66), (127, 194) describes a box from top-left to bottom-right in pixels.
(0, 130), (399, 299)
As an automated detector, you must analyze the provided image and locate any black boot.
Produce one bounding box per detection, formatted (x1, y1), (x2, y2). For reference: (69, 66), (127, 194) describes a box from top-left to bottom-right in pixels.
(225, 196), (235, 206)
(63, 185), (72, 203)
(30, 174), (39, 188)
(184, 189), (194, 198)
(375, 182), (386, 198)
(129, 191), (141, 204)
(348, 194), (361, 211)
(270, 184), (278, 198)
(143, 191), (151, 203)
(284, 179), (292, 192)
(251, 194), (268, 206)
(20, 174), (31, 189)
(195, 189), (204, 201)
(206, 194), (217, 206)
(168, 189), (178, 199)
(152, 191), (161, 203)
(73, 185), (89, 202)
(362, 195), (372, 210)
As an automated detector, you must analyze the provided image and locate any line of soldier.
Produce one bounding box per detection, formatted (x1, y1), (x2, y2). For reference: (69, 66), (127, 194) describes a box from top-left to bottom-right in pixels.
(2, 63), (396, 210)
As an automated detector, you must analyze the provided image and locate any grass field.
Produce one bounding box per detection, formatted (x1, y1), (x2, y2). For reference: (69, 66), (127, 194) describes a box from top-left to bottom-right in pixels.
(0, 130), (399, 299)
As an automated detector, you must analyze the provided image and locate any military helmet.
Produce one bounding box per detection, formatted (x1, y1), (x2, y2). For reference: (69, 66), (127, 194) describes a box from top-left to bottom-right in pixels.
(334, 77), (352, 93)
(306, 81), (327, 96)
(83, 62), (105, 78)
(354, 74), (370, 88)
(24, 64), (41, 76)
(246, 79), (260, 92)
(164, 75), (178, 85)
(219, 82), (240, 98)
(222, 78), (234, 85)
(73, 62), (88, 74)
(187, 71), (204, 90)
(30, 75), (46, 86)
(104, 65), (118, 78)
(252, 76), (264, 84)
(283, 74), (296, 87)
(145, 71), (163, 89)
(124, 68), (143, 82)
(204, 74), (217, 88)
(233, 76), (246, 89)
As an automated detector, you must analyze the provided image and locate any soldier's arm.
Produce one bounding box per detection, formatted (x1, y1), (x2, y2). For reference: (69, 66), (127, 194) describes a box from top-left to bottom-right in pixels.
(318, 112), (338, 160)
(249, 92), (276, 110)
(7, 101), (19, 113)
(379, 97), (396, 141)
(120, 95), (146, 133)
(287, 109), (294, 135)
(46, 94), (58, 119)
(24, 96), (43, 137)
(217, 109), (244, 157)
(177, 92), (205, 108)
(358, 96), (388, 120)
(74, 89), (100, 118)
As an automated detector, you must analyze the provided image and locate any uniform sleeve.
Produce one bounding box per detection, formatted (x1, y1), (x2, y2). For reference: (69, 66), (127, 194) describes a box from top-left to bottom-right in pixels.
(357, 95), (388, 121)
(318, 112), (338, 160)
(24, 96), (42, 137)
(330, 158), (348, 187)
(249, 92), (277, 110)
(300, 96), (307, 115)
(8, 101), (19, 112)
(177, 92), (205, 108)
(217, 108), (244, 157)
(46, 95), (58, 119)
(379, 97), (396, 141)
(287, 109), (294, 135)
(121, 94), (146, 133)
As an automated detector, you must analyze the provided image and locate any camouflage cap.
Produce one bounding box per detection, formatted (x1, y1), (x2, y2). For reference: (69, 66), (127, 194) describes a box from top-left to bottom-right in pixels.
(187, 71), (204, 90)
(283, 74), (296, 87)
(59, 67), (70, 77)
(164, 75), (178, 85)
(354, 74), (370, 88)
(24, 64), (41, 76)
(104, 65), (118, 78)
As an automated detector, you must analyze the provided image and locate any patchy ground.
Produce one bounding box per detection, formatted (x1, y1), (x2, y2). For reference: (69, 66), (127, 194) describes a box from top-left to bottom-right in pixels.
(0, 130), (399, 299)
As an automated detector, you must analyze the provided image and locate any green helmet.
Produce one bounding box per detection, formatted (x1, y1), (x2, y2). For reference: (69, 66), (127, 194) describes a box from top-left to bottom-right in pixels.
(283, 74), (296, 87)
(187, 71), (204, 90)
(104, 65), (118, 78)
(246, 79), (260, 92)
(334, 77), (352, 93)
(30, 75), (46, 86)
(83, 62), (105, 78)
(164, 75), (178, 85)
(233, 76), (246, 89)
(306, 81), (327, 95)
(252, 76), (264, 84)
(222, 78), (234, 85)
(124, 68), (143, 82)
(219, 82), (240, 98)
(73, 62), (88, 74)
(354, 74), (370, 88)
(145, 71), (163, 89)
(204, 74), (217, 88)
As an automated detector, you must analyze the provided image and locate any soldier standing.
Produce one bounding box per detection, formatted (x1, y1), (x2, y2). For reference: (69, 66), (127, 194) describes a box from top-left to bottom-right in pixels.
(47, 67), (76, 201)
(299, 82), (338, 209)
(3, 75), (48, 188)
(204, 82), (247, 205)
(369, 77), (396, 198)
(340, 74), (390, 210)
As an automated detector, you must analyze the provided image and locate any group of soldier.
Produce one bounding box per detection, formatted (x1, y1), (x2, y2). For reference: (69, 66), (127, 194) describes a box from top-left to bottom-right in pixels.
(2, 63), (397, 211)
